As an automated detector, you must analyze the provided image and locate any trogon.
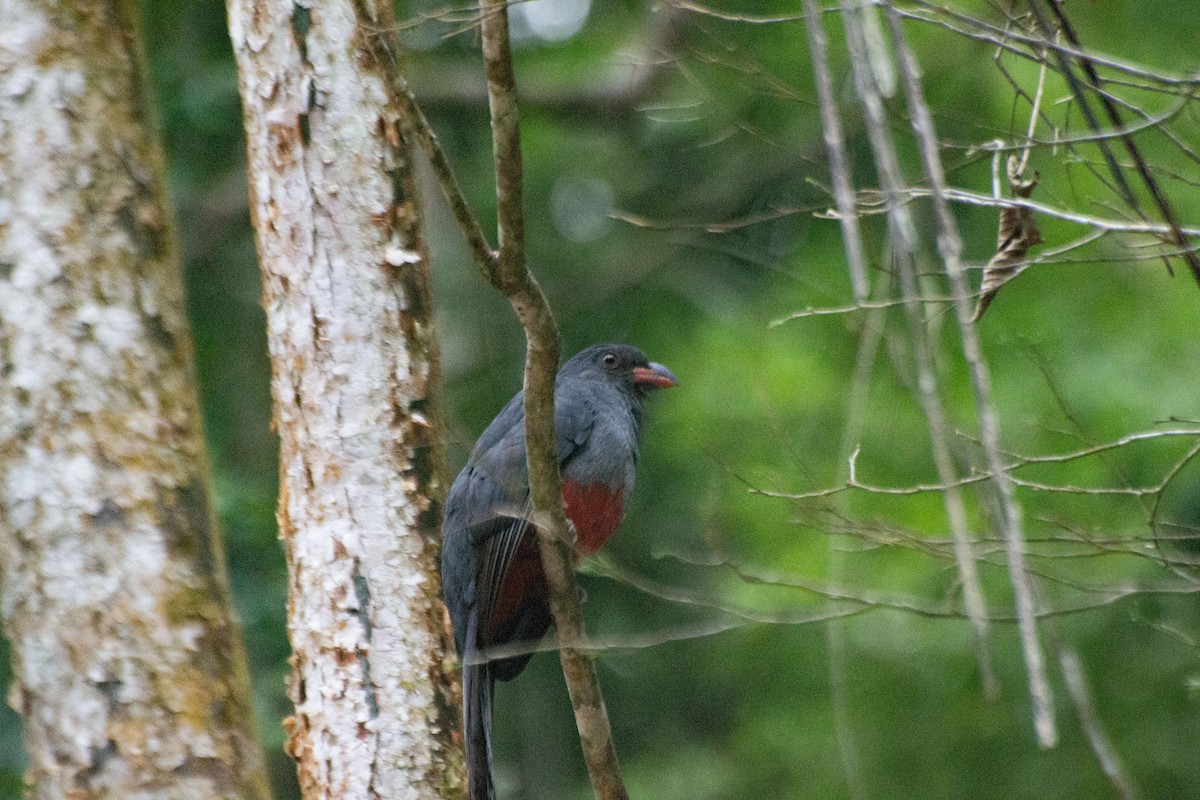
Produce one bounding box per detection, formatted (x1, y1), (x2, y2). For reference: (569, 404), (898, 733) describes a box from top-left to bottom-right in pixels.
(441, 343), (677, 800)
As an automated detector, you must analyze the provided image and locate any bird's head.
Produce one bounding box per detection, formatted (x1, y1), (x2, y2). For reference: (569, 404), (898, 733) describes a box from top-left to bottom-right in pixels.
(560, 343), (678, 398)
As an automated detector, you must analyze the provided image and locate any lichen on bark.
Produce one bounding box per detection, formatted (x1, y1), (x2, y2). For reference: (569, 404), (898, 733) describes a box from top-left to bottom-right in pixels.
(228, 0), (462, 796)
(0, 1), (271, 798)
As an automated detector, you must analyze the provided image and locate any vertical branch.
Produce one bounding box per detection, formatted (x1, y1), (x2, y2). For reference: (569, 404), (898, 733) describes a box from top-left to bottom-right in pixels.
(804, 0), (869, 303)
(806, 8), (880, 787)
(1014, 55), (1047, 177)
(1057, 647), (1140, 800)
(826, 303), (888, 800)
(479, 1), (527, 290)
(882, 3), (1057, 748)
(841, 2), (998, 699)
(477, 2), (629, 798)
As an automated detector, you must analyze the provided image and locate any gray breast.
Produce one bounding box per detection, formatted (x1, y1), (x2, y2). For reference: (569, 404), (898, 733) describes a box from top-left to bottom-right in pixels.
(563, 383), (640, 494)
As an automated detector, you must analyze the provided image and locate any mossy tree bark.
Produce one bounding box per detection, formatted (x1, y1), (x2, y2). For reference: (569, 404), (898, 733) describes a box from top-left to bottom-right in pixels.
(227, 0), (463, 797)
(0, 1), (272, 798)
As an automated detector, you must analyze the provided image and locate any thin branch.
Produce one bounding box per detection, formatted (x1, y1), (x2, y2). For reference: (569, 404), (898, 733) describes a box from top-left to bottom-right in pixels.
(842, 0), (997, 698)
(750, 427), (1200, 501)
(679, 553), (1200, 622)
(824, 301), (887, 800)
(477, 2), (628, 799)
(405, 3), (685, 119)
(394, 75), (497, 273)
(1019, 1), (1178, 282)
(771, 229), (1191, 324)
(771, 297), (947, 325)
(1032, 0), (1200, 285)
(958, 91), (1196, 154)
(1023, 4), (1140, 215)
(1149, 438), (1200, 580)
(814, 130), (889, 795)
(673, 1), (810, 24)
(899, 1), (1200, 88)
(1013, 43), (1047, 176)
(883, 3), (1057, 749)
(365, 0), (497, 272)
(1020, 429), (1200, 466)
(475, 604), (873, 663)
(480, 1), (526, 290)
(892, 188), (1200, 237)
(588, 555), (867, 628)
(620, 187), (1200, 241)
(558, 569), (1199, 647)
(804, 0), (869, 302)
(1057, 647), (1141, 800)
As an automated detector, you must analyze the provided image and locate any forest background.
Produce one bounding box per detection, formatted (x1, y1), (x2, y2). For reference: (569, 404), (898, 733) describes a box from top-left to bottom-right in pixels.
(2, 1), (1198, 798)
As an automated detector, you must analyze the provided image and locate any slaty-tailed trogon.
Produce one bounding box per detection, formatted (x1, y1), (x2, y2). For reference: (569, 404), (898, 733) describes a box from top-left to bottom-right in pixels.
(441, 343), (677, 800)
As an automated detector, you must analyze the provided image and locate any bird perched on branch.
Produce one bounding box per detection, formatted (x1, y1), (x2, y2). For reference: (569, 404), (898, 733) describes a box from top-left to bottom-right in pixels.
(441, 343), (677, 800)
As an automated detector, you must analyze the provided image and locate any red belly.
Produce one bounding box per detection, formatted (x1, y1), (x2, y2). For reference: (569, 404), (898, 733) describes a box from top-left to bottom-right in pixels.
(562, 480), (625, 555)
(488, 481), (625, 635)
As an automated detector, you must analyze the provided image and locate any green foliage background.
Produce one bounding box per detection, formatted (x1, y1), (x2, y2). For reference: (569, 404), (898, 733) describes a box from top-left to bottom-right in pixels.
(4, 2), (1199, 798)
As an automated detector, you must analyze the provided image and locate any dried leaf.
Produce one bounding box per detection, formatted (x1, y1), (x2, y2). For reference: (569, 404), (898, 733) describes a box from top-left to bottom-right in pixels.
(973, 156), (1044, 321)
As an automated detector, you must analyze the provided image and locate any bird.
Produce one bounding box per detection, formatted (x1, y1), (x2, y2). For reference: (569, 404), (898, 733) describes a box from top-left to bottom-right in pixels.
(441, 343), (677, 800)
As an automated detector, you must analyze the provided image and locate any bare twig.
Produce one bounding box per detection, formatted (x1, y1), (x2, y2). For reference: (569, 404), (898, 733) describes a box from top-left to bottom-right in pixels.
(477, 2), (628, 798)
(589, 555), (868, 629)
(898, 189), (1200, 237)
(670, 552), (1200, 622)
(1020, 2), (1174, 280)
(673, 1), (809, 24)
(621, 186), (1200, 241)
(808, 0), (874, 777)
(394, 77), (497, 274)
(1025, 5), (1142, 213)
(841, 0), (998, 699)
(1013, 47), (1048, 177)
(811, 161), (888, 800)
(477, 604), (872, 664)
(1031, 0), (1200, 285)
(750, 427), (1200, 501)
(884, 3), (1057, 748)
(961, 91), (1195, 155)
(1057, 647), (1141, 800)
(824, 299), (888, 800)
(480, 1), (526, 290)
(771, 297), (947, 325)
(899, 1), (1200, 88)
(406, 4), (684, 120)
(804, 0), (869, 302)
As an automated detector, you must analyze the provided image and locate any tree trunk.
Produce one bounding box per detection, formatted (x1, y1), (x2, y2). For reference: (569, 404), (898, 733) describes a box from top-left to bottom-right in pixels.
(0, 1), (272, 799)
(227, 0), (463, 797)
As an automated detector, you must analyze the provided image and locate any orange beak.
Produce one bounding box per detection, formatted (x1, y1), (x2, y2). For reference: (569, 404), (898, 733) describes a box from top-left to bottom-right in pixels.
(632, 362), (678, 390)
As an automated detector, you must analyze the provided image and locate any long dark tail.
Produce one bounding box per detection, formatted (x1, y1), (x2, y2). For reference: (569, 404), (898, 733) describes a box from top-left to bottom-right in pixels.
(464, 614), (496, 800)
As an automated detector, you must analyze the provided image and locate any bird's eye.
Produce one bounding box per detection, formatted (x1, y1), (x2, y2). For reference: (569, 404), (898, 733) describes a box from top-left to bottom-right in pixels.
(602, 352), (618, 367)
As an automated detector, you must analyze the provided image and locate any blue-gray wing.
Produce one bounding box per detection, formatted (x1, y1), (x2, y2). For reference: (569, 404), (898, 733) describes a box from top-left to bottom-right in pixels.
(441, 382), (597, 657)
